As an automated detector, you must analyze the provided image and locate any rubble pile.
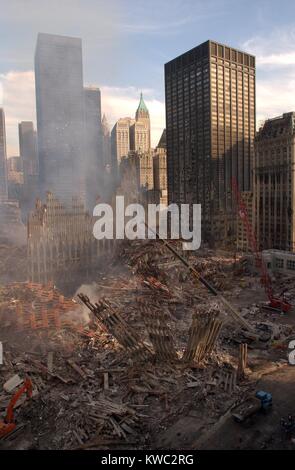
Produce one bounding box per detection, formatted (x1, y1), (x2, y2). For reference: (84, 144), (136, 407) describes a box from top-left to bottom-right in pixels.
(0, 239), (294, 449)
(0, 282), (86, 331)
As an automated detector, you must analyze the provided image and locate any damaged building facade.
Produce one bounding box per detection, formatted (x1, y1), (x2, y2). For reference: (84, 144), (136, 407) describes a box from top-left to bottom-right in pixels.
(254, 112), (295, 252)
(27, 193), (112, 292)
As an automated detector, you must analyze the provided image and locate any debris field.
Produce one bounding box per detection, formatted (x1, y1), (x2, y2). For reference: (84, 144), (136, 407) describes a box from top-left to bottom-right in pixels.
(0, 239), (294, 450)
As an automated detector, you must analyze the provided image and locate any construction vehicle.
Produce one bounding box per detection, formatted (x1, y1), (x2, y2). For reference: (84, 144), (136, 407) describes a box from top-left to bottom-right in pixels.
(0, 378), (33, 438)
(232, 178), (292, 313)
(231, 390), (272, 423)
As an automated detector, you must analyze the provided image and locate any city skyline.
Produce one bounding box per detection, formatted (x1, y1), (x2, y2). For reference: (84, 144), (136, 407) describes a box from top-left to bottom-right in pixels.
(1, 0), (295, 155)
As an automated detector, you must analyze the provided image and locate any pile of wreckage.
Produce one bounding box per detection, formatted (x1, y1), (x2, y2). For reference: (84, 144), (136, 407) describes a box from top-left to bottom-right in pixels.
(0, 239), (294, 449)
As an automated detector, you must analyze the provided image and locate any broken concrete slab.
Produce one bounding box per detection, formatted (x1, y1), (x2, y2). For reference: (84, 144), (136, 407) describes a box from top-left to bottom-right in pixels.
(3, 374), (23, 392)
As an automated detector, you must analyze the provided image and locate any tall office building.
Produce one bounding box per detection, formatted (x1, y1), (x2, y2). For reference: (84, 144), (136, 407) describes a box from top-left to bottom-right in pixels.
(84, 86), (103, 208)
(111, 117), (134, 164)
(130, 93), (151, 153)
(101, 114), (116, 202)
(35, 33), (85, 204)
(111, 94), (151, 164)
(18, 121), (39, 214)
(0, 109), (8, 203)
(118, 150), (154, 208)
(102, 114), (111, 167)
(7, 156), (22, 173)
(165, 40), (256, 240)
(153, 129), (168, 206)
(18, 121), (38, 182)
(254, 113), (295, 252)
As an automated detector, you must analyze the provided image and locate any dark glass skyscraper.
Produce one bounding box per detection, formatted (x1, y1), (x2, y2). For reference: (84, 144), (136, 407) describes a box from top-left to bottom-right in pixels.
(35, 33), (85, 204)
(165, 40), (256, 240)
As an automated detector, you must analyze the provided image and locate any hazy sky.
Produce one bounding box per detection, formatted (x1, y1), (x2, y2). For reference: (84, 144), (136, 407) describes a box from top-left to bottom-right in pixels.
(1, 0), (295, 155)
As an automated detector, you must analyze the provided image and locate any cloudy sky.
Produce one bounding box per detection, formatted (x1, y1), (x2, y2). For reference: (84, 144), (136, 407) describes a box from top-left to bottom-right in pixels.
(1, 0), (295, 155)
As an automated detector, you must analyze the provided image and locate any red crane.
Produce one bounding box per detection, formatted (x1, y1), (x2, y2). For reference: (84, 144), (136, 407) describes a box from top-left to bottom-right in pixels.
(232, 178), (291, 313)
(0, 378), (33, 438)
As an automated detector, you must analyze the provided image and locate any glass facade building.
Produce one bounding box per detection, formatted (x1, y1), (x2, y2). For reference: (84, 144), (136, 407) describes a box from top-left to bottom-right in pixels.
(35, 33), (85, 204)
(165, 40), (256, 239)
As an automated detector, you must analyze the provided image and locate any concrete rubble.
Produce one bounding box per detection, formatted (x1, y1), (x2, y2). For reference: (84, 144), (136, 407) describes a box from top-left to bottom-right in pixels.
(0, 239), (294, 449)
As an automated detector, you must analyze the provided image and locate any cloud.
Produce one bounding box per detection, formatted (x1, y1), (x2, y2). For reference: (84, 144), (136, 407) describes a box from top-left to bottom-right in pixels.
(256, 76), (295, 125)
(0, 71), (165, 156)
(242, 27), (295, 125)
(243, 26), (295, 58)
(243, 25), (295, 67)
(0, 71), (36, 156)
(117, 0), (229, 36)
(119, 17), (194, 35)
(257, 52), (295, 66)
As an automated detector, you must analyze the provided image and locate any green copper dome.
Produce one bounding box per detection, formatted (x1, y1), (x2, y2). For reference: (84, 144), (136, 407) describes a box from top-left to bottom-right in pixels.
(136, 92), (149, 116)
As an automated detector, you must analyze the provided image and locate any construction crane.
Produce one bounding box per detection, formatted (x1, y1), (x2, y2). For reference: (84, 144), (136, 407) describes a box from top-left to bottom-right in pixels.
(232, 178), (291, 313)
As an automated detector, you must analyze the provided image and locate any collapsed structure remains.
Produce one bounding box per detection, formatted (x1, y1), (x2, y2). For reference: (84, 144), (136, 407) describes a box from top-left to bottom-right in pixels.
(27, 193), (112, 292)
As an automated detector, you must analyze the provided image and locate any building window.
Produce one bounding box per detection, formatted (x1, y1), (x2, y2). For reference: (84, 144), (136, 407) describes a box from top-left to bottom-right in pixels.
(275, 258), (284, 269)
(211, 43), (217, 56)
(218, 45), (223, 58)
(287, 260), (295, 271)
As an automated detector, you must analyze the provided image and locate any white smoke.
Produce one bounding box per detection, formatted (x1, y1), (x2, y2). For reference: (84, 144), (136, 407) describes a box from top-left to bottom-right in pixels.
(68, 282), (102, 325)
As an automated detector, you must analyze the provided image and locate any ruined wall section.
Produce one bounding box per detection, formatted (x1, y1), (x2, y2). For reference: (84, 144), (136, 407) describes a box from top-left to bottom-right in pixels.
(27, 192), (112, 290)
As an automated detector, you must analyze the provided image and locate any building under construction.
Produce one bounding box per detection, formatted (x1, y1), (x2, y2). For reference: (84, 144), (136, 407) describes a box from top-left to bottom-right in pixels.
(254, 112), (295, 252)
(27, 192), (112, 292)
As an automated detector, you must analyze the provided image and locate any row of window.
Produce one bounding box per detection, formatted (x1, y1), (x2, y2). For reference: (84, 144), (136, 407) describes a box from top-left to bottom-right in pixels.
(287, 260), (295, 270)
(274, 259), (295, 271)
(210, 42), (255, 68)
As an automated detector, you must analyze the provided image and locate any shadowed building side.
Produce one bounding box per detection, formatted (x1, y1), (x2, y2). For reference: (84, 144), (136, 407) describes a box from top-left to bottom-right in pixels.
(254, 112), (295, 252)
(35, 33), (86, 205)
(84, 86), (103, 209)
(18, 121), (39, 214)
(0, 109), (8, 203)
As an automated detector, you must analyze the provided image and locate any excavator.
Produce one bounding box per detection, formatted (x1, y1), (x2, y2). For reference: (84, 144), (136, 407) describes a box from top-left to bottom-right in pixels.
(0, 378), (33, 438)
